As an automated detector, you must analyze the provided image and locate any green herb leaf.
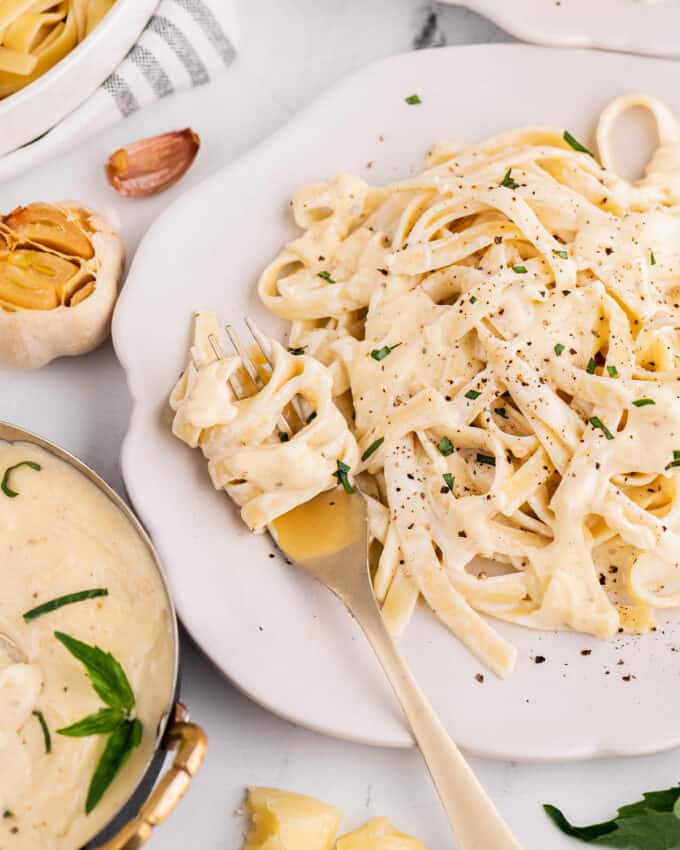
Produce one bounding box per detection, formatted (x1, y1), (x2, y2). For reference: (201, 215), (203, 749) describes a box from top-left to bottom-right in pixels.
(606, 365), (619, 378)
(370, 343), (402, 361)
(85, 718), (142, 815)
(58, 708), (124, 738)
(589, 416), (614, 440)
(287, 346), (307, 356)
(665, 449), (680, 470)
(563, 130), (594, 157)
(494, 407), (508, 419)
(278, 432), (290, 443)
(54, 632), (135, 712)
(544, 785), (680, 849)
(512, 265), (528, 274)
(318, 271), (336, 284)
(633, 398), (655, 408)
(437, 437), (454, 457)
(469, 295), (477, 304)
(464, 389), (481, 400)
(586, 358), (597, 374)
(476, 453), (496, 466)
(306, 411), (317, 424)
(500, 168), (519, 190)
(554, 343), (565, 356)
(1, 460), (41, 498)
(33, 710), (51, 754)
(23, 589), (108, 622)
(553, 249), (569, 260)
(442, 473), (454, 492)
(651, 251), (657, 266)
(361, 437), (384, 462)
(405, 94), (421, 105)
(2, 811), (12, 819)
(333, 460), (354, 494)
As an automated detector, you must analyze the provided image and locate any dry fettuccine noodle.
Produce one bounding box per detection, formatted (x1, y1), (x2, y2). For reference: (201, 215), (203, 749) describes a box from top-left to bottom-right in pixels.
(0, 0), (114, 99)
(171, 94), (680, 677)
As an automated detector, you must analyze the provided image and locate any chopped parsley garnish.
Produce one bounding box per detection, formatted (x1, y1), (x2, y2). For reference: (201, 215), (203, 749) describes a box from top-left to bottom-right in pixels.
(370, 342), (402, 361)
(437, 437), (454, 457)
(2, 460), (41, 498)
(470, 295), (477, 304)
(512, 265), (528, 274)
(333, 460), (354, 493)
(554, 343), (565, 356)
(589, 416), (614, 440)
(306, 411), (317, 423)
(476, 453), (496, 466)
(2, 811), (12, 818)
(494, 407), (508, 419)
(650, 250), (657, 266)
(464, 389), (481, 400)
(606, 365), (619, 378)
(586, 358), (597, 374)
(442, 473), (455, 492)
(278, 432), (290, 442)
(287, 345), (307, 356)
(500, 168), (519, 189)
(405, 94), (422, 105)
(632, 398), (655, 408)
(361, 437), (384, 462)
(552, 249), (569, 260)
(23, 589), (109, 622)
(33, 710), (51, 753)
(563, 130), (593, 157)
(318, 270), (336, 284)
(665, 450), (680, 470)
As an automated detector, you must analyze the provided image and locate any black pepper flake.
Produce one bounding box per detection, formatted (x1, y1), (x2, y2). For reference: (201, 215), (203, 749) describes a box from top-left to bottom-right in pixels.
(475, 673), (485, 683)
(580, 649), (592, 656)
(535, 656), (546, 664)
(458, 530), (467, 538)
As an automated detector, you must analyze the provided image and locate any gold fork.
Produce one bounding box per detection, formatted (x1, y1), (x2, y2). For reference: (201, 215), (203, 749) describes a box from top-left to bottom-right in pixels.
(217, 320), (522, 850)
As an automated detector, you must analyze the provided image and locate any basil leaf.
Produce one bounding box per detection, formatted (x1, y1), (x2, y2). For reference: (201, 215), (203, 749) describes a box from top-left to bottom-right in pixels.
(544, 785), (680, 849)
(57, 708), (124, 738)
(464, 389), (481, 400)
(589, 417), (614, 441)
(437, 437), (454, 457)
(1, 460), (41, 498)
(633, 398), (655, 408)
(85, 718), (142, 814)
(442, 473), (454, 492)
(333, 460), (354, 494)
(287, 346), (307, 356)
(476, 453), (496, 466)
(500, 168), (519, 190)
(405, 94), (421, 105)
(54, 632), (135, 712)
(370, 343), (402, 361)
(512, 265), (528, 274)
(318, 271), (336, 284)
(23, 589), (108, 622)
(554, 343), (565, 356)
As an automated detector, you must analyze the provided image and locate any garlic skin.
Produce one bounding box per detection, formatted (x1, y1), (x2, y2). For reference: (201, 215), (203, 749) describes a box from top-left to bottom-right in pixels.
(0, 202), (124, 370)
(106, 129), (200, 197)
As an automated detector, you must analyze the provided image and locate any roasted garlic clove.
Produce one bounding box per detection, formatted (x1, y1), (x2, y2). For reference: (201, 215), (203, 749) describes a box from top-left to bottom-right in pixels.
(5, 203), (94, 259)
(106, 129), (200, 197)
(0, 201), (124, 369)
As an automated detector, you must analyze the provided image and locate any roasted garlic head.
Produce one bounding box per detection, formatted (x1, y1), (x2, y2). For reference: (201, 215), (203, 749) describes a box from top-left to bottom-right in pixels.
(0, 202), (124, 369)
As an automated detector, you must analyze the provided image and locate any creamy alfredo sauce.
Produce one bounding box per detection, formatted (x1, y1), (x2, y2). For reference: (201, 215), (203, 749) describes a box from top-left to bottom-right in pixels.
(0, 441), (174, 850)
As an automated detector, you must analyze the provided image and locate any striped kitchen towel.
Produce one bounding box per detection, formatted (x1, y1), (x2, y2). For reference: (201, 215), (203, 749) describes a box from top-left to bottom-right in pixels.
(0, 0), (238, 184)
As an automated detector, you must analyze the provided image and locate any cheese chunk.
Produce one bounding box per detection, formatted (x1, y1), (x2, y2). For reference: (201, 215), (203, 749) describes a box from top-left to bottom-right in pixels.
(245, 787), (343, 850)
(336, 817), (429, 850)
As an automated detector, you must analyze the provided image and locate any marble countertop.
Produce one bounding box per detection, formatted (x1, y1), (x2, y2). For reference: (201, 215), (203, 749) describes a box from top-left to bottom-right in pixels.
(3, 2), (678, 848)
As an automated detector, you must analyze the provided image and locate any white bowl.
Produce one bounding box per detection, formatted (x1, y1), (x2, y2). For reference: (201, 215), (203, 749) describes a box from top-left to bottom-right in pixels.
(0, 0), (158, 159)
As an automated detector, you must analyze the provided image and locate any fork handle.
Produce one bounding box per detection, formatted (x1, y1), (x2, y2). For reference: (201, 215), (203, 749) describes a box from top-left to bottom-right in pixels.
(349, 598), (522, 850)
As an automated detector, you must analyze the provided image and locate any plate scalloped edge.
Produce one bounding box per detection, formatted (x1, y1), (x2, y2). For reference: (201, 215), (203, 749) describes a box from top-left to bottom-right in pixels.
(113, 43), (680, 761)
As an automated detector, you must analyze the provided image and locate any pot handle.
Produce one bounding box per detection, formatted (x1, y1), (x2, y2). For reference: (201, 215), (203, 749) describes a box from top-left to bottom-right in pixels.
(95, 703), (208, 850)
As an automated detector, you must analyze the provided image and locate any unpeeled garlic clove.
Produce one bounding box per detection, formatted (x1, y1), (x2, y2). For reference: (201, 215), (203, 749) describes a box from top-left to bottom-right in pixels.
(106, 129), (200, 198)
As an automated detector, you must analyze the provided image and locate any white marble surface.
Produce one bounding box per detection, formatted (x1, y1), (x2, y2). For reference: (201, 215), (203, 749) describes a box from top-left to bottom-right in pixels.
(3, 3), (678, 849)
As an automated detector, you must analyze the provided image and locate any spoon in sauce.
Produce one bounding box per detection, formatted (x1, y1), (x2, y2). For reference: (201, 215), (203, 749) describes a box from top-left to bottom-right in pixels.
(222, 320), (522, 850)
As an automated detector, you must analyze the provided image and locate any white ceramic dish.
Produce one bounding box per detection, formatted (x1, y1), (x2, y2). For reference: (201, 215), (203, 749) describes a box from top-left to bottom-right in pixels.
(0, 0), (158, 159)
(114, 44), (680, 761)
(445, 0), (680, 57)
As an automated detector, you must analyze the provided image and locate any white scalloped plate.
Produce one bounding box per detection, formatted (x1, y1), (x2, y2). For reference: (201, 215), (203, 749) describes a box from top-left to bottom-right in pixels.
(445, 0), (680, 57)
(113, 45), (680, 760)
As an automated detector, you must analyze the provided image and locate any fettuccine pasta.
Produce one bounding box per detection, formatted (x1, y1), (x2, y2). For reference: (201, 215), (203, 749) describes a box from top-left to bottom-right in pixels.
(171, 94), (680, 677)
(0, 0), (114, 99)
